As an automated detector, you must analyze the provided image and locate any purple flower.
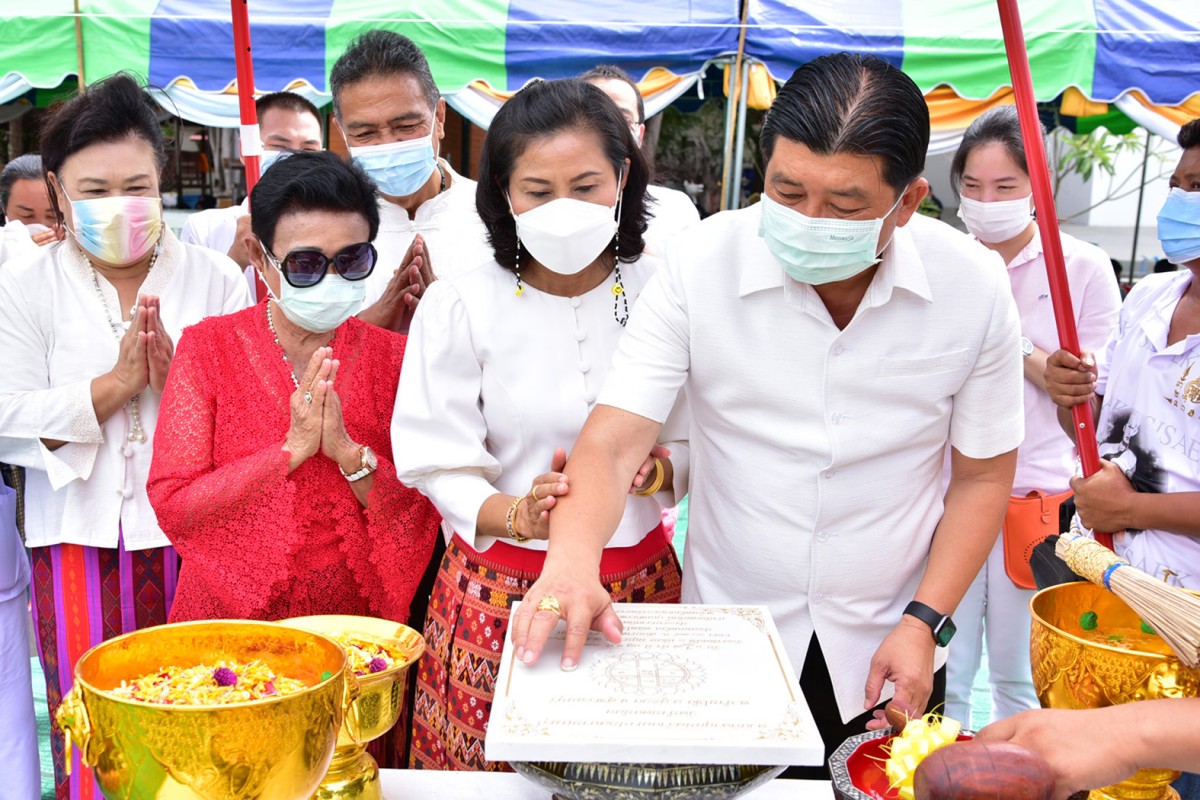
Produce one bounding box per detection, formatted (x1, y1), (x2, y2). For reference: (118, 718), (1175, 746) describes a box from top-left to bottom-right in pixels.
(368, 657), (388, 674)
(213, 667), (238, 687)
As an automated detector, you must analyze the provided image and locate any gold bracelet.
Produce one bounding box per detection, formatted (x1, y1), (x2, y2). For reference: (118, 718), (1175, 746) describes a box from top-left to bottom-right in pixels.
(505, 495), (531, 542)
(633, 458), (665, 497)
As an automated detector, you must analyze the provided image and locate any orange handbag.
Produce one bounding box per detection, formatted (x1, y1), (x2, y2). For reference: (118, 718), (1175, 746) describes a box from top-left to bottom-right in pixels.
(1002, 489), (1073, 590)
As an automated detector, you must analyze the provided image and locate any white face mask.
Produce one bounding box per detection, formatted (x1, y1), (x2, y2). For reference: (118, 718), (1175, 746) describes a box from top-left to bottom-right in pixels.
(957, 194), (1033, 244)
(508, 176), (623, 275)
(261, 249), (366, 333)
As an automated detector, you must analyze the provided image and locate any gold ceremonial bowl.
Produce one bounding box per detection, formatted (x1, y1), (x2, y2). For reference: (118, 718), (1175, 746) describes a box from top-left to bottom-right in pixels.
(56, 619), (350, 800)
(1030, 583), (1200, 800)
(280, 615), (424, 800)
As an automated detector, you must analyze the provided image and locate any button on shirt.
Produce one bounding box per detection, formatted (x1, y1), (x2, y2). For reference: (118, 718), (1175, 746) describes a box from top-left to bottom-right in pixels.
(1094, 270), (1200, 589)
(1006, 232), (1121, 495)
(363, 166), (493, 305)
(597, 207), (1023, 721)
(392, 257), (688, 553)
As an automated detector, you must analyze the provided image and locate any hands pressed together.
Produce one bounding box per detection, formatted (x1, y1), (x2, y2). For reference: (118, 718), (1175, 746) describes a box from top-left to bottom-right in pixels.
(283, 346), (362, 475)
(109, 294), (175, 400)
(358, 234), (436, 333)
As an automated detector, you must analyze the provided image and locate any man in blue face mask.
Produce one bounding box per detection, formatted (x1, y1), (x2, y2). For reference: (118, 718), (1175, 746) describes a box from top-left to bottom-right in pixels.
(508, 53), (1026, 778)
(329, 30), (493, 333)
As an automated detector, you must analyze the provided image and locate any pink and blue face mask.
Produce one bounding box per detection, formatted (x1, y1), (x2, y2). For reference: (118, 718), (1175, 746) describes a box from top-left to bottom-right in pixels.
(60, 182), (163, 264)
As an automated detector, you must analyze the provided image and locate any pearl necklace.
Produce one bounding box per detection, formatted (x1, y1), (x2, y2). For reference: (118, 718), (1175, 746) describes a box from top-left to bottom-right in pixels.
(90, 244), (161, 444)
(265, 302), (334, 389)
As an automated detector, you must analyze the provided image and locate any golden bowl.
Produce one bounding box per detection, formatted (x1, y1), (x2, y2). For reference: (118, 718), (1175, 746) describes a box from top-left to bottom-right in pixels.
(56, 619), (351, 800)
(1030, 583), (1200, 800)
(280, 615), (424, 800)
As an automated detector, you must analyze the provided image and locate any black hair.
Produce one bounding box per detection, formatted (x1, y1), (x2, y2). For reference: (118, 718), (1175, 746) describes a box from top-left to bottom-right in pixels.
(760, 53), (929, 193)
(330, 30), (439, 118)
(39, 73), (167, 224)
(949, 105), (1043, 199)
(0, 153), (43, 218)
(256, 91), (323, 132)
(580, 64), (645, 124)
(476, 78), (650, 272)
(1180, 118), (1200, 151)
(249, 150), (380, 253)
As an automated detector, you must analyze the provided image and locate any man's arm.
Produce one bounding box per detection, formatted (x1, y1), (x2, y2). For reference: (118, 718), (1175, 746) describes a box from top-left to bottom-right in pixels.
(509, 405), (662, 670)
(864, 446), (1016, 727)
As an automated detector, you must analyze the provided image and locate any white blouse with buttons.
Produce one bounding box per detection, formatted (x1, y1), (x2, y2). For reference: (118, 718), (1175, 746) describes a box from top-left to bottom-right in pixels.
(392, 256), (687, 553)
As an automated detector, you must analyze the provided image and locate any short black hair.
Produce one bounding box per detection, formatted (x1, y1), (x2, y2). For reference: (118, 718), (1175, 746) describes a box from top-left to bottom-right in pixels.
(256, 91), (323, 131)
(760, 53), (929, 193)
(580, 64), (645, 124)
(1, 153), (43, 215)
(249, 150), (380, 253)
(950, 105), (1043, 199)
(329, 30), (439, 118)
(476, 78), (650, 273)
(1180, 118), (1200, 151)
(39, 73), (167, 223)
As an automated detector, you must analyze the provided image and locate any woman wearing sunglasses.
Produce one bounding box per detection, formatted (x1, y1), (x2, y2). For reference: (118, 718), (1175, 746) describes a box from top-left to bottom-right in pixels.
(148, 150), (440, 626)
(392, 79), (688, 771)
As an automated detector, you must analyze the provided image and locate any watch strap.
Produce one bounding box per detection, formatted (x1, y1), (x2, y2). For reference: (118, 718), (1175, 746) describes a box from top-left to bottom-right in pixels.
(340, 446), (374, 482)
(903, 600), (954, 646)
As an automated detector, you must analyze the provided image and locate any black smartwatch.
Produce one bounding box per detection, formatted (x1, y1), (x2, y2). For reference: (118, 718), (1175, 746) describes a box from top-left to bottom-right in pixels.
(903, 601), (956, 647)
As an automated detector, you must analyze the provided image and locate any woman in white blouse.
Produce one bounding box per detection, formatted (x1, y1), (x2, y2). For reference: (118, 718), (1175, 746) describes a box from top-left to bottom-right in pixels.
(392, 78), (687, 771)
(0, 74), (249, 799)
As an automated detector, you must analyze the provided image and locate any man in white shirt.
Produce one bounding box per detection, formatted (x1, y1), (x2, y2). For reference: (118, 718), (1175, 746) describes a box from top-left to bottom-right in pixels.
(179, 92), (324, 301)
(512, 53), (1023, 775)
(330, 30), (492, 332)
(581, 65), (701, 258)
(0, 154), (61, 266)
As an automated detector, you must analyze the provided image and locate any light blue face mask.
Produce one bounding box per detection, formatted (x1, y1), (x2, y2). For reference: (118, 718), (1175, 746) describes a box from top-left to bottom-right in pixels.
(258, 149), (292, 176)
(261, 247), (366, 333)
(1157, 187), (1200, 266)
(349, 134), (437, 198)
(758, 191), (905, 285)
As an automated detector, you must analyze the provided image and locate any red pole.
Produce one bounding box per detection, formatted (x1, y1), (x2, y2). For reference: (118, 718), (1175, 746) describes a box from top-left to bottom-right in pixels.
(230, 0), (268, 300)
(995, 0), (1112, 549)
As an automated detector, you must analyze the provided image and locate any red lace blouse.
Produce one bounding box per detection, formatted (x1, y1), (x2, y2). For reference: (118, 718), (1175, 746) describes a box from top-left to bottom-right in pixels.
(148, 301), (440, 623)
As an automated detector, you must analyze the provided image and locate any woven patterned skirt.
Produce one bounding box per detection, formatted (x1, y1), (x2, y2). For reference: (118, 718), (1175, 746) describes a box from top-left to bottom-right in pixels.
(29, 536), (179, 800)
(410, 527), (682, 771)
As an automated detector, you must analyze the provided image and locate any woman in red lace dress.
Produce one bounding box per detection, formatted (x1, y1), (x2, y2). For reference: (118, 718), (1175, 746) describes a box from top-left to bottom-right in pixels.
(148, 151), (439, 623)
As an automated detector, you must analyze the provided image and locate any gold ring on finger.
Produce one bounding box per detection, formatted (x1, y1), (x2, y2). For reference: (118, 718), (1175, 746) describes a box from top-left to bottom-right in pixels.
(530, 485), (540, 503)
(303, 391), (313, 404)
(535, 595), (562, 617)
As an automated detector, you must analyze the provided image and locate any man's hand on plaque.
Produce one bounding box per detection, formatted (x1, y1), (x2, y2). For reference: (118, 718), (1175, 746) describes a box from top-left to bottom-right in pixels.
(863, 616), (935, 731)
(512, 566), (623, 671)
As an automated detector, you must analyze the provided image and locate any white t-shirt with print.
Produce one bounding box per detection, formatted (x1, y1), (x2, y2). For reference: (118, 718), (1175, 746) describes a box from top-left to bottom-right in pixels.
(1095, 270), (1200, 589)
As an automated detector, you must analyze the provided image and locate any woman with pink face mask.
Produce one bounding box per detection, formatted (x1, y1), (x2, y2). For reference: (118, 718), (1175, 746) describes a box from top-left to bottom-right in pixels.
(392, 78), (689, 771)
(943, 106), (1122, 729)
(0, 73), (250, 800)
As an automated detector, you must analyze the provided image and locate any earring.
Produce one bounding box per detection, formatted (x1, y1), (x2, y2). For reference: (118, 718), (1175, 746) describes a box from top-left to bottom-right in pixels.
(611, 237), (628, 326)
(514, 236), (525, 297)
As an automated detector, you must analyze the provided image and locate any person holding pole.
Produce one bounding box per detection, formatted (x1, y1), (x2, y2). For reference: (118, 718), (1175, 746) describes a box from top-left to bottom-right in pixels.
(509, 53), (1024, 778)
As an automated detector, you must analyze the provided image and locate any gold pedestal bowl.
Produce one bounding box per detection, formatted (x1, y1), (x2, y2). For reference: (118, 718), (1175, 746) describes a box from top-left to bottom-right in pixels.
(56, 619), (352, 800)
(1030, 583), (1200, 800)
(281, 615), (424, 800)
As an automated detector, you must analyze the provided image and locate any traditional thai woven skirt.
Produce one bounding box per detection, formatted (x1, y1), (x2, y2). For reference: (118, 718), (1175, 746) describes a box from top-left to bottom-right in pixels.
(29, 534), (178, 800)
(410, 526), (681, 771)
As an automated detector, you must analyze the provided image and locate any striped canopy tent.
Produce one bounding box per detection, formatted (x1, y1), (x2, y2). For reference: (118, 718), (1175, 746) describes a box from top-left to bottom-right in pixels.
(740, 0), (1200, 152)
(0, 0), (741, 128)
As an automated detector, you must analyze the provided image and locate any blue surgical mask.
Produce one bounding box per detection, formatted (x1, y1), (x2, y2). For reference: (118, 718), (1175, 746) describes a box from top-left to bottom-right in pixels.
(349, 134), (437, 198)
(758, 192), (904, 285)
(262, 249), (366, 333)
(1157, 187), (1200, 265)
(259, 149), (292, 176)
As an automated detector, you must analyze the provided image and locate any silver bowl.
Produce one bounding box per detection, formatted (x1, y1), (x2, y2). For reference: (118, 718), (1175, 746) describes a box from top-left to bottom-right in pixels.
(510, 761), (787, 800)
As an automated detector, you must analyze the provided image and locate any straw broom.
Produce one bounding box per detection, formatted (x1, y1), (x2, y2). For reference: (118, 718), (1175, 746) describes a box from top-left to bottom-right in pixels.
(1056, 530), (1200, 669)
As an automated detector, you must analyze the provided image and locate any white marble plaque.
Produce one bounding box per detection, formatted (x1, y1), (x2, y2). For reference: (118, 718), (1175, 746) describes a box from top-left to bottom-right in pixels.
(485, 604), (824, 766)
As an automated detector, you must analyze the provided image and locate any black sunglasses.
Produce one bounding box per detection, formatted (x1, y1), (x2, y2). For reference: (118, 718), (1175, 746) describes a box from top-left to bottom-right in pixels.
(262, 241), (378, 288)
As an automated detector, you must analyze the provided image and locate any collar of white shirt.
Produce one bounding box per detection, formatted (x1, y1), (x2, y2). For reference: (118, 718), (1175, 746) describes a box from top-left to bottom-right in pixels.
(737, 208), (933, 307)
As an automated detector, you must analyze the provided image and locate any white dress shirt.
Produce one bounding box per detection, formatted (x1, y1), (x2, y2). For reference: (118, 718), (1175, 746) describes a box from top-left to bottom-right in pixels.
(597, 207), (1023, 721)
(0, 230), (252, 551)
(643, 185), (701, 259)
(179, 200), (259, 301)
(365, 165), (493, 305)
(0, 219), (39, 267)
(1094, 270), (1200, 589)
(392, 257), (688, 552)
(1007, 231), (1121, 495)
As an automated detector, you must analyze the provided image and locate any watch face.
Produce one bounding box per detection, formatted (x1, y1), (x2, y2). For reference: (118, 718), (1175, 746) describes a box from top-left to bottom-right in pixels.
(935, 617), (957, 647)
(363, 446), (378, 470)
